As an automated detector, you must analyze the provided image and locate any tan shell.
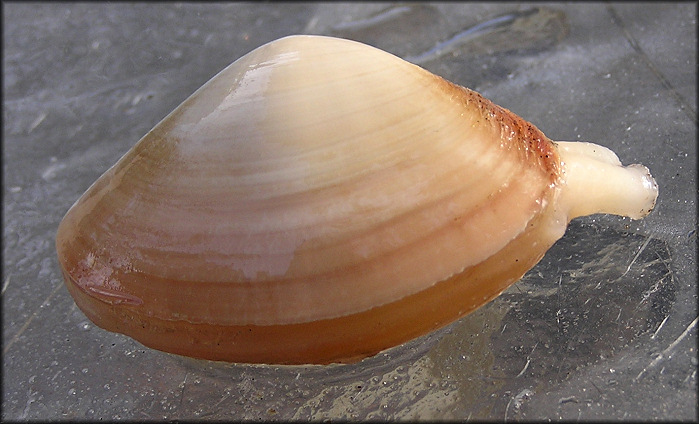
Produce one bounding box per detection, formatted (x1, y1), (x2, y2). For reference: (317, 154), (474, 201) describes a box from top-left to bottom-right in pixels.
(55, 35), (658, 364)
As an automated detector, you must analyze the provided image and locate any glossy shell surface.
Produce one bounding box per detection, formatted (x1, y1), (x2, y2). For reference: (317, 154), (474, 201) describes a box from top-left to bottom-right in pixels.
(56, 35), (657, 364)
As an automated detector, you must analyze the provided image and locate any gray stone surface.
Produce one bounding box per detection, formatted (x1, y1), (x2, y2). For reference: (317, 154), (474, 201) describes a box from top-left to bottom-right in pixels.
(3, 2), (696, 420)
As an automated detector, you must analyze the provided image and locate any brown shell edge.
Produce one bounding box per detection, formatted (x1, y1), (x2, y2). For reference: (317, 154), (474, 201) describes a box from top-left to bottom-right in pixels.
(60, 198), (561, 365)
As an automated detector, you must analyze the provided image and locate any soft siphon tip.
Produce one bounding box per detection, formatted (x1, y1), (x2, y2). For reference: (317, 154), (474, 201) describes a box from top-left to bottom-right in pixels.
(555, 141), (658, 221)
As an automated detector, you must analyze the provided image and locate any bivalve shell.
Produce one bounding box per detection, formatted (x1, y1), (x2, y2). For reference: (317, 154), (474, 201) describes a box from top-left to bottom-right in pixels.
(56, 35), (658, 364)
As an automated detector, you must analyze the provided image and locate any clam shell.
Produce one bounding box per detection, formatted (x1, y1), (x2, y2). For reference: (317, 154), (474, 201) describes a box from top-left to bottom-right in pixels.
(55, 35), (657, 364)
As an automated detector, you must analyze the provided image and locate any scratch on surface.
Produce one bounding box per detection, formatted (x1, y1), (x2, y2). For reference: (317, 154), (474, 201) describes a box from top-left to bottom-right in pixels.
(18, 388), (37, 419)
(28, 111), (47, 133)
(636, 270), (672, 309)
(504, 388), (534, 421)
(3, 282), (64, 355)
(212, 389), (231, 409)
(606, 5), (697, 123)
(516, 342), (539, 378)
(651, 314), (670, 339)
(556, 275), (563, 325)
(589, 379), (605, 402)
(178, 372), (189, 408)
(621, 234), (652, 278)
(635, 316), (698, 381)
(2, 275), (10, 295)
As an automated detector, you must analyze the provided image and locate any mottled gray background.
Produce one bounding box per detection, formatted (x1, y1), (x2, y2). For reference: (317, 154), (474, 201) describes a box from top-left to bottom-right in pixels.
(3, 2), (696, 421)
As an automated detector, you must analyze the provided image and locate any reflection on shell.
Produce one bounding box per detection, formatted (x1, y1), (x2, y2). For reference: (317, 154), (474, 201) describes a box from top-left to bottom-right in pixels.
(55, 35), (658, 364)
